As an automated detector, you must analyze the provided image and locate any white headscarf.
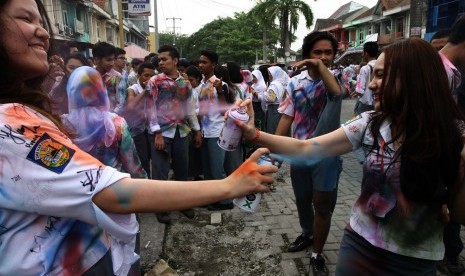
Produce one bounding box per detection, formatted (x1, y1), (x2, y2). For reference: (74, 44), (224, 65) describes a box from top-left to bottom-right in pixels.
(251, 70), (268, 111)
(62, 66), (117, 152)
(251, 70), (267, 93)
(266, 66), (290, 103)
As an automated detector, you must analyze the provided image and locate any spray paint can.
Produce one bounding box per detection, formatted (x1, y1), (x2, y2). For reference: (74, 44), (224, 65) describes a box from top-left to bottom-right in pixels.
(233, 154), (282, 212)
(218, 106), (249, 151)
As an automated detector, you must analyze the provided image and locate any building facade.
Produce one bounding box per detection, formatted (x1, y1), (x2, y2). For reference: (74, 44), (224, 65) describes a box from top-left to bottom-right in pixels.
(314, 0), (463, 64)
(41, 0), (150, 57)
(424, 0), (465, 41)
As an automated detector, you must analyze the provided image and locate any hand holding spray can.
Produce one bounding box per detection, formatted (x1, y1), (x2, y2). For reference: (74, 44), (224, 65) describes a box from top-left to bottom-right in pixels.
(218, 106), (249, 151)
(233, 154), (282, 212)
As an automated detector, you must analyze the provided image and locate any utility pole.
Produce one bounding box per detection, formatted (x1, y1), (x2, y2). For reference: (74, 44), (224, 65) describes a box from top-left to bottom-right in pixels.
(118, 0), (124, 48)
(166, 17), (182, 46)
(154, 0), (159, 52)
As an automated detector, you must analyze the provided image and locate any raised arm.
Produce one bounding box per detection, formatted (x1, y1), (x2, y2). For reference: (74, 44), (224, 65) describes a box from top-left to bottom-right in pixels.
(93, 148), (277, 213)
(238, 99), (352, 158)
(294, 59), (342, 97)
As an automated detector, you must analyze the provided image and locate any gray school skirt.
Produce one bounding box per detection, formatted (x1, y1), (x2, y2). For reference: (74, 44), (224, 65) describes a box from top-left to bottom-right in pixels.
(336, 226), (437, 276)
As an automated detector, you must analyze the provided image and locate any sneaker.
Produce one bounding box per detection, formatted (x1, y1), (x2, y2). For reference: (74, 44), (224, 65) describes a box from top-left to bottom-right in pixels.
(207, 202), (234, 211)
(437, 256), (465, 275)
(288, 234), (313, 252)
(180, 209), (195, 219)
(310, 254), (329, 276)
(156, 212), (171, 224)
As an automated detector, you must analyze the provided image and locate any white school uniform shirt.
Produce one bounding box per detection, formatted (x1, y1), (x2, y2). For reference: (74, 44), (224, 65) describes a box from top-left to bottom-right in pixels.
(0, 103), (137, 276)
(198, 75), (225, 138)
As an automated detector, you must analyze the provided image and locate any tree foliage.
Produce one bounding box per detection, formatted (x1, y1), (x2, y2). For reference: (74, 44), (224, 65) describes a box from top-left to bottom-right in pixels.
(181, 12), (279, 66)
(250, 0), (314, 62)
(158, 32), (189, 56)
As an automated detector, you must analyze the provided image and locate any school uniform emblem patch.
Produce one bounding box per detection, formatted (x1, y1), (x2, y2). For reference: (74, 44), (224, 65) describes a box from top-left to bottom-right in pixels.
(26, 133), (75, 173)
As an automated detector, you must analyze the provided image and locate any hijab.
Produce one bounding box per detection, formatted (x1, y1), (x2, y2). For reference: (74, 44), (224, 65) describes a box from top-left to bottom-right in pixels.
(267, 66), (290, 102)
(241, 69), (253, 85)
(62, 66), (116, 151)
(251, 70), (267, 93)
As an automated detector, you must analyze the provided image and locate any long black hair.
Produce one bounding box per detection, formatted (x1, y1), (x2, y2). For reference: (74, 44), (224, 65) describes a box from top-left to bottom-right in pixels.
(214, 66), (237, 104)
(370, 37), (463, 204)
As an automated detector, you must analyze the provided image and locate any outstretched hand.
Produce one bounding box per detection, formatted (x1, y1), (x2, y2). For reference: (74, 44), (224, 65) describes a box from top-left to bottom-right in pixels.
(213, 77), (223, 91)
(225, 148), (278, 198)
(224, 99), (256, 140)
(48, 55), (65, 80)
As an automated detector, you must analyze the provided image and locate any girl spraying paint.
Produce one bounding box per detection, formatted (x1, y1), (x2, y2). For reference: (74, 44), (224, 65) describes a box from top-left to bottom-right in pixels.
(0, 1), (277, 275)
(235, 37), (465, 275)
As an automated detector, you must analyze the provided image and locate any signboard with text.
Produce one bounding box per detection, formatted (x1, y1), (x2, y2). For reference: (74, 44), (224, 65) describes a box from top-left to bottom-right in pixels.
(410, 27), (422, 37)
(128, 0), (151, 16)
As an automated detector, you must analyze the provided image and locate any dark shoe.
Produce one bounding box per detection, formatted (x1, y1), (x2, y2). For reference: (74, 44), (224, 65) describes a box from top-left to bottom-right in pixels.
(156, 212), (171, 224)
(207, 202), (234, 211)
(437, 257), (465, 275)
(180, 209), (195, 219)
(288, 234), (313, 252)
(310, 254), (329, 276)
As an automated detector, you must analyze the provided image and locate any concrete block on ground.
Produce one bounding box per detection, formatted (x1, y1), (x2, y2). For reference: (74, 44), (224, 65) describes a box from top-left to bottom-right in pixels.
(281, 251), (308, 260)
(254, 247), (282, 259)
(210, 212), (222, 225)
(281, 260), (299, 276)
(144, 259), (178, 276)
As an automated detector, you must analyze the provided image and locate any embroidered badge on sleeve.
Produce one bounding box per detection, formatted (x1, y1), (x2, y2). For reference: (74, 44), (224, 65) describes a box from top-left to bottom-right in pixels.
(26, 133), (75, 173)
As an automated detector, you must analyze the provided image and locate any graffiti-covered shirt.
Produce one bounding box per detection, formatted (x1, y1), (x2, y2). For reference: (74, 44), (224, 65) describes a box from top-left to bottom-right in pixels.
(102, 68), (126, 114)
(198, 75), (225, 138)
(278, 70), (339, 140)
(125, 81), (154, 137)
(0, 103), (137, 275)
(86, 113), (147, 179)
(149, 73), (200, 138)
(342, 112), (447, 260)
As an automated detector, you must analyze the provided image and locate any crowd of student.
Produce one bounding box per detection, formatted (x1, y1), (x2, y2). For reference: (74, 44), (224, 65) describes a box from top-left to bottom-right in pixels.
(2, 0), (465, 275)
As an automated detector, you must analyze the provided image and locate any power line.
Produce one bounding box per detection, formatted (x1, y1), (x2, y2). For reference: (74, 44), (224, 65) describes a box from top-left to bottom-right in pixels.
(190, 0), (225, 14)
(166, 17), (182, 45)
(159, 0), (167, 30)
(174, 0), (181, 19)
(208, 0), (243, 11)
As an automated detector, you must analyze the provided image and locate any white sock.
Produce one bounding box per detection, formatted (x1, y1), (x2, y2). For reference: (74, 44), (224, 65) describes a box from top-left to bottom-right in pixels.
(311, 252), (319, 259)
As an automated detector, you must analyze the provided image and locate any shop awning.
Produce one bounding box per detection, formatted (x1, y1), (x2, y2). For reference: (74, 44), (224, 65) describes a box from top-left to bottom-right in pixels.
(124, 43), (151, 60)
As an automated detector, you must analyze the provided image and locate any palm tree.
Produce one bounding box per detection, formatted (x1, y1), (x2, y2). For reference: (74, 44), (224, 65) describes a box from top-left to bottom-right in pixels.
(250, 0), (314, 64)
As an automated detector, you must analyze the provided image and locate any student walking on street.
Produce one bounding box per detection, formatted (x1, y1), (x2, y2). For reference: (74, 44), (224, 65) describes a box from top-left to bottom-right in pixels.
(148, 45), (202, 223)
(276, 31), (343, 276)
(352, 41), (378, 116)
